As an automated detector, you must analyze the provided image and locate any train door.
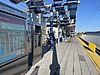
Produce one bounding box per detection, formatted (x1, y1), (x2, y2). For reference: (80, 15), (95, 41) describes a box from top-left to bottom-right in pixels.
(33, 25), (42, 64)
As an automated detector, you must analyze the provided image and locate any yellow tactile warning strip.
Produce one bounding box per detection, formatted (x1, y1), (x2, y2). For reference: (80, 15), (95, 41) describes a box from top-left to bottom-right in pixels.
(77, 37), (100, 73)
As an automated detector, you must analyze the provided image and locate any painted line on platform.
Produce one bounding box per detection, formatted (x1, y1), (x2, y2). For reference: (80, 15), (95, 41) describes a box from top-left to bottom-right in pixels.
(77, 37), (100, 73)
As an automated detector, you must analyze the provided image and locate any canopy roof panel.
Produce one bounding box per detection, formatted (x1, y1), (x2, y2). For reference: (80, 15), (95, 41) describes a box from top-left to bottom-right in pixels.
(53, 0), (62, 2)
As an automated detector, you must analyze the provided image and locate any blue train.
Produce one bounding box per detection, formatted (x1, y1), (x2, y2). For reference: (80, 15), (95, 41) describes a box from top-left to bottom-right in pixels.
(0, 1), (46, 75)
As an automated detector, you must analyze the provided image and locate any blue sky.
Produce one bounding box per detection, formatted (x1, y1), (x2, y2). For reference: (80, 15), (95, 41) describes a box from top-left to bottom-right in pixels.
(0, 0), (100, 32)
(76, 0), (100, 32)
(45, 0), (100, 32)
(46, 0), (100, 32)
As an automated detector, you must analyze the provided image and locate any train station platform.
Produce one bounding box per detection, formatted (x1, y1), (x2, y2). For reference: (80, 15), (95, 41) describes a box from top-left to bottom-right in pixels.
(25, 37), (99, 75)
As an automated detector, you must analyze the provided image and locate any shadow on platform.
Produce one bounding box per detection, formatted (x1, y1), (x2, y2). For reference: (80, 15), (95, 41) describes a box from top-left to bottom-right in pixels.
(49, 42), (60, 75)
(42, 44), (50, 57)
(31, 66), (40, 75)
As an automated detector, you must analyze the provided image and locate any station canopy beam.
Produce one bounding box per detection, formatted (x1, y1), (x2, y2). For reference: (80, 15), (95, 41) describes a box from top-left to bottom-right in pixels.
(53, 0), (63, 1)
(26, 0), (48, 14)
(9, 0), (22, 4)
(26, 0), (80, 28)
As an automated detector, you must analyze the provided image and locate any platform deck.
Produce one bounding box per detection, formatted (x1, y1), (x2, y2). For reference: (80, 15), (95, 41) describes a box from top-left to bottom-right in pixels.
(25, 37), (99, 75)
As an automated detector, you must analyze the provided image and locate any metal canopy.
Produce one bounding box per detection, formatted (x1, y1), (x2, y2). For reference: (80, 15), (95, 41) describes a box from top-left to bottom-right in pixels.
(33, 7), (41, 13)
(60, 20), (68, 22)
(54, 15), (58, 18)
(63, 17), (68, 20)
(34, 1), (45, 8)
(66, 0), (79, 11)
(60, 24), (66, 26)
(9, 0), (22, 4)
(53, 0), (63, 2)
(53, 21), (58, 23)
(26, 0), (49, 14)
(34, 1), (44, 6)
(59, 11), (65, 15)
(52, 3), (62, 7)
(26, 1), (41, 13)
(32, 0), (43, 2)
(67, 0), (78, 2)
(69, 10), (76, 19)
(55, 7), (64, 11)
(68, 4), (77, 10)
(34, 0), (79, 28)
(66, 23), (70, 25)
(46, 24), (58, 27)
(26, 1), (35, 7)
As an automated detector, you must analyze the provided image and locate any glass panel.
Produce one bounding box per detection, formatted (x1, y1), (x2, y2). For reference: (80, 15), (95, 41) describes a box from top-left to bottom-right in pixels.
(0, 13), (26, 64)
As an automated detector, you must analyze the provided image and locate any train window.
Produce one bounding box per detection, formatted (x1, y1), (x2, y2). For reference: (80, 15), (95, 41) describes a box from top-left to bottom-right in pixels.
(0, 12), (26, 64)
(35, 26), (41, 48)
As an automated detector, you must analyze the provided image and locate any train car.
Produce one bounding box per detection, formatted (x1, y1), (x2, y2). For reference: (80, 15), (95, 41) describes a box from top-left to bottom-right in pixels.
(0, 1), (47, 75)
(0, 1), (31, 75)
(30, 12), (46, 64)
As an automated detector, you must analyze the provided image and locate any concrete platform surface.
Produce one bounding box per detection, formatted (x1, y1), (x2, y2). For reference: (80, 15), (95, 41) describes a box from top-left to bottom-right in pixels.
(25, 37), (99, 75)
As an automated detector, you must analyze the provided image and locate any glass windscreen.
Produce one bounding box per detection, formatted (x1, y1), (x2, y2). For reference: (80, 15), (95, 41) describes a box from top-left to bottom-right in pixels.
(0, 12), (26, 64)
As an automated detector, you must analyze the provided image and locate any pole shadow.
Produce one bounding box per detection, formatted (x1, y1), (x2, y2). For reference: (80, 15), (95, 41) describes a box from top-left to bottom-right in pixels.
(42, 44), (50, 57)
(49, 42), (60, 75)
(31, 66), (40, 75)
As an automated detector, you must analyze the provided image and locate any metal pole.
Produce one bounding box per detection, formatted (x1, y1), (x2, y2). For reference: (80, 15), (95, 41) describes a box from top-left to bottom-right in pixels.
(49, 6), (60, 75)
(49, 6), (54, 50)
(28, 0), (33, 70)
(28, 10), (33, 70)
